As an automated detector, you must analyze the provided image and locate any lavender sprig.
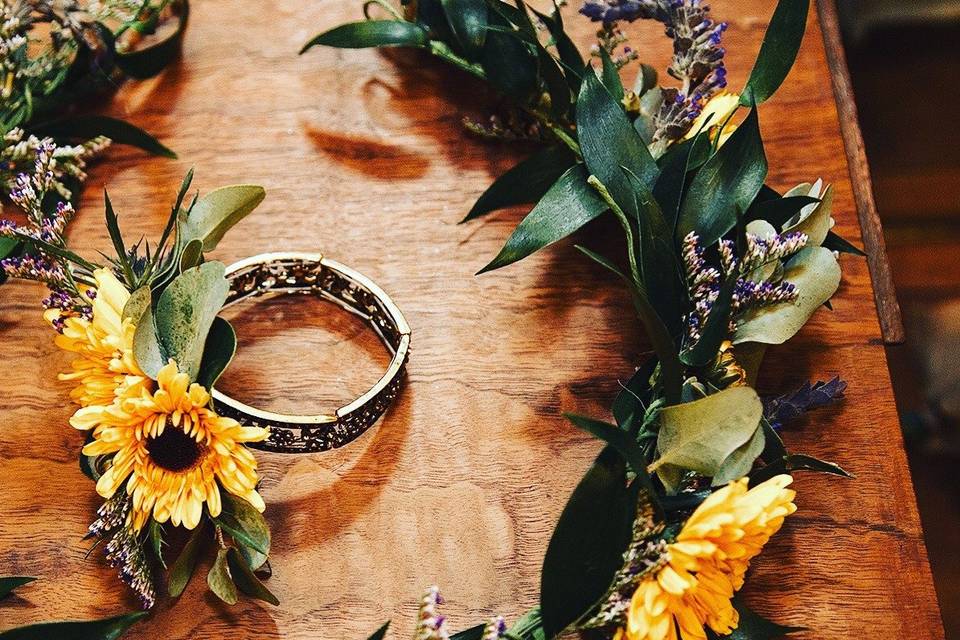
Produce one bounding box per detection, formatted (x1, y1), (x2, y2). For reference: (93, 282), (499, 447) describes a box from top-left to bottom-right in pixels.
(89, 493), (157, 609)
(414, 586), (450, 640)
(765, 377), (847, 430)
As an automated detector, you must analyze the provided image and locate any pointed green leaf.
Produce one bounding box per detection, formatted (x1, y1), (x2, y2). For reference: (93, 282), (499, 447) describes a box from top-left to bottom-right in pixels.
(540, 447), (635, 639)
(822, 230), (865, 256)
(31, 115), (175, 158)
(463, 146), (575, 222)
(733, 247), (841, 345)
(0, 577), (35, 599)
(168, 521), (207, 598)
(741, 0), (810, 105)
(479, 164), (607, 273)
(366, 621), (391, 640)
(154, 262), (230, 381)
(226, 547), (279, 606)
(480, 11), (538, 97)
(565, 414), (647, 478)
(677, 107), (767, 246)
(0, 612), (148, 640)
(182, 185), (265, 252)
(442, 0), (487, 59)
(207, 547), (238, 605)
(214, 492), (271, 558)
(301, 20), (428, 52)
(598, 48), (624, 101)
(652, 387), (763, 490)
(531, 4), (584, 92)
(726, 597), (805, 639)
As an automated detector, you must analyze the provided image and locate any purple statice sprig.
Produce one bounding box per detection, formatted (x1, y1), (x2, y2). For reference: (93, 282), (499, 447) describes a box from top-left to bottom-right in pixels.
(682, 230), (808, 345)
(765, 377), (847, 430)
(415, 586), (451, 640)
(87, 492), (157, 609)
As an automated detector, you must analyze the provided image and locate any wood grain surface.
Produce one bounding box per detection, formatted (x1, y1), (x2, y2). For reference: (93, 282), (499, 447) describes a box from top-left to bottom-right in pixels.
(0, 1), (945, 638)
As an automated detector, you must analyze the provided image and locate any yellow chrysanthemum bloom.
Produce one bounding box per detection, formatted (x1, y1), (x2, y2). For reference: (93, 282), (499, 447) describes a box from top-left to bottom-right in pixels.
(685, 92), (741, 147)
(623, 475), (796, 640)
(72, 361), (270, 532)
(50, 268), (145, 407)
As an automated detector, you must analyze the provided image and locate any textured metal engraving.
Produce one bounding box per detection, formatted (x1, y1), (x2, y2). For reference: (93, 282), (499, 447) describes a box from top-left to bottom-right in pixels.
(212, 253), (410, 453)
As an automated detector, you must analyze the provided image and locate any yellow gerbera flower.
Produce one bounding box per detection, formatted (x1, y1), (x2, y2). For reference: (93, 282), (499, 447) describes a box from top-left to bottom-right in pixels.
(623, 475), (796, 640)
(51, 268), (145, 407)
(72, 361), (270, 532)
(685, 92), (741, 147)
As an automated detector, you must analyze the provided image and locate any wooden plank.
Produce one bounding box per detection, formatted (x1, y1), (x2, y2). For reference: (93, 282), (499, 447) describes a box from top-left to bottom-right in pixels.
(0, 1), (943, 638)
(817, 0), (906, 345)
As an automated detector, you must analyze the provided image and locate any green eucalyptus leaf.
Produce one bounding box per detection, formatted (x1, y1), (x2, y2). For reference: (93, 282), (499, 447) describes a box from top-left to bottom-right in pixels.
(741, 0), (810, 106)
(652, 386), (763, 492)
(725, 597), (805, 639)
(577, 71), (658, 212)
(132, 306), (165, 379)
(712, 424), (765, 485)
(540, 447), (635, 639)
(733, 247), (841, 345)
(154, 262), (230, 382)
(479, 164), (607, 273)
(196, 317), (237, 391)
(0, 577), (35, 599)
(677, 107), (767, 247)
(181, 185), (265, 252)
(463, 146), (576, 222)
(782, 181), (833, 247)
(116, 0), (190, 79)
(215, 492), (271, 558)
(168, 521), (207, 598)
(122, 286), (151, 323)
(226, 548), (279, 606)
(178, 238), (203, 273)
(207, 547), (238, 605)
(442, 0), (487, 58)
(301, 20), (428, 52)
(31, 115), (175, 158)
(366, 622), (391, 640)
(0, 611), (148, 640)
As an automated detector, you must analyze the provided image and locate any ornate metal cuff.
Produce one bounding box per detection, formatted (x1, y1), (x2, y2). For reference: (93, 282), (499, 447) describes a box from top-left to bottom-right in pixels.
(212, 252), (410, 453)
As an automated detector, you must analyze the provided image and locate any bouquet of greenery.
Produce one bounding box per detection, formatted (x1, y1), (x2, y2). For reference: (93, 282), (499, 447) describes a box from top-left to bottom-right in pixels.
(304, 1), (860, 639)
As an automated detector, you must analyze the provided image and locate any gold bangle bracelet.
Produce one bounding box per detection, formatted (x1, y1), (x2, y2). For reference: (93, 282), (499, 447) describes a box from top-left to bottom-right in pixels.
(211, 252), (410, 453)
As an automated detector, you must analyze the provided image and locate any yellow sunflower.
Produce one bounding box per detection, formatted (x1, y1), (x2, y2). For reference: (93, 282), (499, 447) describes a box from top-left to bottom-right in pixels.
(72, 361), (270, 532)
(50, 268), (145, 407)
(623, 475), (796, 640)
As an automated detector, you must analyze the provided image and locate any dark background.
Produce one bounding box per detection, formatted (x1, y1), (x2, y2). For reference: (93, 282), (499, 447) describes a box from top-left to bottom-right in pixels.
(841, 1), (960, 635)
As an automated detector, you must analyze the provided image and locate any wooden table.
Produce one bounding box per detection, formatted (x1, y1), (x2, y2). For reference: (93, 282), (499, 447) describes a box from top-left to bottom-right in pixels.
(0, 1), (945, 638)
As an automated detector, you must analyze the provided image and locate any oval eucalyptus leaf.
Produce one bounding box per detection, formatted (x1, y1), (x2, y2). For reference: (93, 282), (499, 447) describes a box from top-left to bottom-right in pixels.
(301, 20), (429, 52)
(677, 107), (767, 247)
(226, 548), (279, 606)
(441, 0), (487, 59)
(463, 146), (575, 222)
(652, 386), (763, 491)
(197, 317), (237, 392)
(478, 164), (607, 273)
(782, 181), (833, 247)
(154, 262), (230, 382)
(207, 547), (238, 605)
(122, 286), (151, 323)
(178, 238), (203, 273)
(168, 522), (207, 598)
(733, 246), (841, 345)
(182, 185), (265, 252)
(540, 447), (635, 639)
(740, 0), (810, 106)
(712, 424), (766, 485)
(0, 611), (148, 640)
(30, 115), (176, 158)
(132, 306), (166, 379)
(115, 0), (190, 79)
(0, 576), (35, 599)
(215, 492), (271, 558)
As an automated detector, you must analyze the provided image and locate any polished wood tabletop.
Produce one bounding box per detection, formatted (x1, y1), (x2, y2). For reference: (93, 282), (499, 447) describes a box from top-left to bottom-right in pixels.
(0, 1), (945, 638)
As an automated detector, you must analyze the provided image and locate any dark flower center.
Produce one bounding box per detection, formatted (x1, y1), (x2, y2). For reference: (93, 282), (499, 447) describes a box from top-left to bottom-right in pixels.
(146, 428), (205, 472)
